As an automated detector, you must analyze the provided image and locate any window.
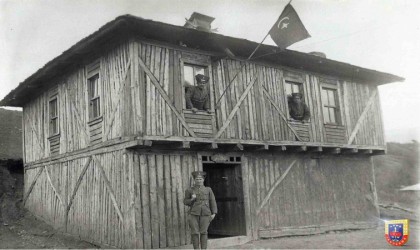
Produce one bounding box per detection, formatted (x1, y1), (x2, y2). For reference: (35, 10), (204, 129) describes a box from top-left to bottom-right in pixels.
(285, 81), (303, 96)
(49, 97), (59, 136)
(321, 87), (340, 124)
(183, 64), (206, 87)
(183, 63), (209, 110)
(88, 74), (100, 120)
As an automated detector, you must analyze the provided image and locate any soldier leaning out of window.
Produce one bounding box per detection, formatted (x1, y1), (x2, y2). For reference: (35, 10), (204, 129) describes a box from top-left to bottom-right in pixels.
(288, 93), (310, 123)
(186, 74), (211, 113)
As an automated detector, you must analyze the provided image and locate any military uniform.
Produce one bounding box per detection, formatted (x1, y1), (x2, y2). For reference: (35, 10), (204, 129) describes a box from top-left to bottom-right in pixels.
(184, 171), (217, 249)
(288, 93), (310, 121)
(185, 74), (210, 111)
(289, 102), (310, 120)
(185, 86), (210, 110)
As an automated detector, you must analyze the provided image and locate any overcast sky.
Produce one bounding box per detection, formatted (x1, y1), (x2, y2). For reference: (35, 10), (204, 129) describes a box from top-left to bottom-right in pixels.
(1, 0), (419, 142)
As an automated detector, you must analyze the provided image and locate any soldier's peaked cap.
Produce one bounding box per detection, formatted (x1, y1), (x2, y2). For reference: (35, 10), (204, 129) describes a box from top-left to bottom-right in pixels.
(292, 92), (303, 98)
(195, 74), (209, 83)
(191, 171), (207, 178)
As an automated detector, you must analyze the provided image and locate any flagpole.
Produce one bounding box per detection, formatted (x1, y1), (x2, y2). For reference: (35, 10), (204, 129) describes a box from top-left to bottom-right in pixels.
(215, 0), (293, 107)
(247, 0), (292, 60)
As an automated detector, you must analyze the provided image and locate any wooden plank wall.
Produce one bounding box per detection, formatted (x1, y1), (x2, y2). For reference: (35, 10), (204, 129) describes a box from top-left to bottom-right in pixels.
(22, 40), (386, 165)
(22, 42), (130, 163)
(24, 150), (200, 248)
(342, 81), (385, 145)
(244, 153), (378, 237)
(130, 151), (200, 248)
(24, 149), (136, 248)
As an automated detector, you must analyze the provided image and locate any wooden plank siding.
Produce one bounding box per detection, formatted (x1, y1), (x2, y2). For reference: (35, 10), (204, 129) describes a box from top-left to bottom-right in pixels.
(24, 149), (201, 248)
(243, 152), (378, 238)
(22, 39), (385, 165)
(24, 149), (378, 248)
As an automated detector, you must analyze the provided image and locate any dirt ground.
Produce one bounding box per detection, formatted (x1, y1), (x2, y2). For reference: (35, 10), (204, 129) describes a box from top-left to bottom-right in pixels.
(0, 209), (418, 249)
(1, 158), (419, 249)
(0, 211), (97, 249)
(228, 222), (419, 249)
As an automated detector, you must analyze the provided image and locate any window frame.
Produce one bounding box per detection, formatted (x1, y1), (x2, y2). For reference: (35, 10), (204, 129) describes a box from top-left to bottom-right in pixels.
(320, 82), (342, 125)
(87, 74), (101, 121)
(283, 78), (309, 122)
(285, 81), (303, 97)
(48, 95), (59, 137)
(86, 60), (101, 123)
(180, 56), (213, 113)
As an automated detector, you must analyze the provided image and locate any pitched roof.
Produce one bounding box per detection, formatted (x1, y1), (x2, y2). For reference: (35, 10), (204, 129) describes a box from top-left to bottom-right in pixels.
(0, 14), (404, 107)
(0, 108), (22, 160)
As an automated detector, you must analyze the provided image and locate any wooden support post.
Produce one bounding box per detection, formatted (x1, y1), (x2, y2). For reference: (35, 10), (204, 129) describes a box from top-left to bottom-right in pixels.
(234, 143), (244, 151)
(361, 149), (373, 155)
(248, 144), (269, 151)
(372, 149), (386, 155)
(294, 146), (307, 152)
(182, 141), (191, 149)
(175, 141), (190, 149)
(195, 142), (218, 150)
(144, 140), (153, 147)
(329, 148), (341, 154)
(272, 145), (287, 151)
(342, 148), (358, 154)
(309, 146), (323, 153)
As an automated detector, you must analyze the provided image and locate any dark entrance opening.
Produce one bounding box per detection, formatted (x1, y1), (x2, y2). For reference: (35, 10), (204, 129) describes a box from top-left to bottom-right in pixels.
(203, 162), (246, 239)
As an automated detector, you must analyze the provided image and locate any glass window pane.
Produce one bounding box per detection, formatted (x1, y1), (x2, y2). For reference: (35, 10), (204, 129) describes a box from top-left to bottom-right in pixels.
(328, 90), (335, 106)
(49, 99), (58, 118)
(285, 83), (292, 96)
(89, 75), (99, 98)
(53, 119), (58, 134)
(323, 107), (330, 123)
(93, 99), (100, 118)
(321, 88), (329, 105)
(292, 83), (300, 93)
(183, 65), (194, 87)
(329, 108), (336, 124)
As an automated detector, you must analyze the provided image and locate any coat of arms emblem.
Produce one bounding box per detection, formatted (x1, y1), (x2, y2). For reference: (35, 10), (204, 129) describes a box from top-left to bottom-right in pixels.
(385, 219), (409, 246)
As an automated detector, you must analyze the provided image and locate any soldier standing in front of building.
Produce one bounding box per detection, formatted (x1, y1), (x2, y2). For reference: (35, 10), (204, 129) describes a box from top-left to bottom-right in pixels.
(184, 171), (217, 249)
(185, 74), (211, 113)
(288, 92), (311, 122)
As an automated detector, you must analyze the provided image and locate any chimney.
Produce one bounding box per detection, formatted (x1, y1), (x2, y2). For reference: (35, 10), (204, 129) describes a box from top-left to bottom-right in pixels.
(184, 12), (215, 32)
(309, 51), (327, 58)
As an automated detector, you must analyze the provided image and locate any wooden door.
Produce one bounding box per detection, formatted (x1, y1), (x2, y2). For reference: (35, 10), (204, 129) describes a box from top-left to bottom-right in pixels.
(204, 164), (246, 236)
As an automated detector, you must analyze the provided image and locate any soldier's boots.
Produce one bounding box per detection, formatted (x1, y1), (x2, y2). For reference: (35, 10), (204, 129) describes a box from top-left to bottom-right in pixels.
(200, 234), (208, 249)
(192, 234), (200, 249)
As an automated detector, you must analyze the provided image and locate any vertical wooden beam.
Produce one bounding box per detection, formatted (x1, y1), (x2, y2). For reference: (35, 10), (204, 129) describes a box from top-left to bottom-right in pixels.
(256, 160), (297, 215)
(44, 165), (65, 207)
(65, 156), (92, 231)
(23, 167), (44, 205)
(138, 56), (197, 137)
(104, 60), (132, 140)
(347, 90), (378, 145)
(261, 88), (303, 141)
(214, 71), (259, 139)
(93, 155), (124, 223)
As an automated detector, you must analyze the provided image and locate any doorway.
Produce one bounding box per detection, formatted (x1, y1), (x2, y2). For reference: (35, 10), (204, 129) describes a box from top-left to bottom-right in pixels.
(203, 162), (246, 238)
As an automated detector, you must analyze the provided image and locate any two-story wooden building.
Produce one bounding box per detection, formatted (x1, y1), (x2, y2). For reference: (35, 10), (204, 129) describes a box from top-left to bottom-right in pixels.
(0, 14), (404, 248)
